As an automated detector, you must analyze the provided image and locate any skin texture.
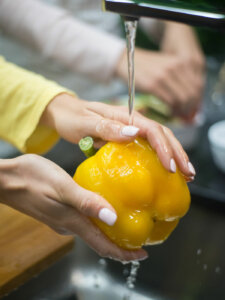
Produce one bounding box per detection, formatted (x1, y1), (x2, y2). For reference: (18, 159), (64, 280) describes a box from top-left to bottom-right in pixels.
(115, 22), (205, 118)
(0, 94), (195, 261)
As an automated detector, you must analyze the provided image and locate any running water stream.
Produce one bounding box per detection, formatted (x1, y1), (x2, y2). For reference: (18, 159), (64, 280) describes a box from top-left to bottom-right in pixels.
(124, 19), (138, 125)
(123, 19), (140, 299)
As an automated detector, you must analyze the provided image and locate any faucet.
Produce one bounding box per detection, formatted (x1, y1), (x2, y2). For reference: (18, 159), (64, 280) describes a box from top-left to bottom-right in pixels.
(102, 0), (225, 28)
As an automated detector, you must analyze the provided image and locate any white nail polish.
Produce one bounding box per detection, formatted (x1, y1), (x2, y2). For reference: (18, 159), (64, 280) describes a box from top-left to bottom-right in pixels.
(170, 158), (176, 173)
(121, 126), (139, 137)
(188, 162), (196, 176)
(98, 208), (117, 226)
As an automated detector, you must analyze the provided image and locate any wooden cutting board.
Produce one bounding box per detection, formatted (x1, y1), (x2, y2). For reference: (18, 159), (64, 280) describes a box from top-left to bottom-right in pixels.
(0, 204), (74, 298)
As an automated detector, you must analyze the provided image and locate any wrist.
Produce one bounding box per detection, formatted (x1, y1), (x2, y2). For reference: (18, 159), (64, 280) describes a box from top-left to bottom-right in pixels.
(0, 158), (18, 204)
(40, 93), (79, 130)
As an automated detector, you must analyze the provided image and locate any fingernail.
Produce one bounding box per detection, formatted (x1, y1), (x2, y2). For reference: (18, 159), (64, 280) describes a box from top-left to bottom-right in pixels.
(186, 176), (195, 182)
(170, 158), (176, 173)
(188, 162), (196, 176)
(121, 126), (139, 137)
(98, 208), (117, 226)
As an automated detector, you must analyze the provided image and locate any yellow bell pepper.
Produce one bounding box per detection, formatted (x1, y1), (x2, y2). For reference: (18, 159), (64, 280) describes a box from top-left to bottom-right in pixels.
(74, 138), (190, 250)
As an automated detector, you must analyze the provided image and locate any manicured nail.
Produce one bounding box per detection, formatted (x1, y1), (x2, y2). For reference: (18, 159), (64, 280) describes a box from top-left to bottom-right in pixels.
(170, 158), (176, 173)
(98, 208), (117, 226)
(121, 126), (139, 137)
(188, 162), (196, 176)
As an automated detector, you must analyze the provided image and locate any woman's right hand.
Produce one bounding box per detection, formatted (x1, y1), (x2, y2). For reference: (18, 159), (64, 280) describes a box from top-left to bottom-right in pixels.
(0, 154), (148, 262)
(115, 48), (204, 118)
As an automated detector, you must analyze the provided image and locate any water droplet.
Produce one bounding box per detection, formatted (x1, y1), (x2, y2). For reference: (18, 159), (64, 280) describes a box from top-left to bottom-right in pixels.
(203, 264), (208, 271)
(98, 258), (107, 271)
(197, 249), (202, 255)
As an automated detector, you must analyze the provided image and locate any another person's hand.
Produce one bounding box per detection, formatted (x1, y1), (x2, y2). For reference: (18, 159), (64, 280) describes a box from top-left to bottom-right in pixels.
(161, 22), (205, 72)
(115, 22), (205, 119)
(161, 22), (205, 118)
(116, 48), (204, 118)
(41, 94), (195, 179)
(0, 154), (147, 262)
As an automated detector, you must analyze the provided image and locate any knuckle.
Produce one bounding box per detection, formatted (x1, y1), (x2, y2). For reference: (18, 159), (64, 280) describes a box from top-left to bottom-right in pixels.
(79, 196), (92, 214)
(163, 126), (173, 137)
(96, 118), (106, 134)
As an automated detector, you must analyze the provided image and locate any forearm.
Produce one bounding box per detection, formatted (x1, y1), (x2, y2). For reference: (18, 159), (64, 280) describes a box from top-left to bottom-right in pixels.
(0, 0), (125, 82)
(0, 56), (71, 154)
(161, 21), (203, 54)
(139, 18), (165, 45)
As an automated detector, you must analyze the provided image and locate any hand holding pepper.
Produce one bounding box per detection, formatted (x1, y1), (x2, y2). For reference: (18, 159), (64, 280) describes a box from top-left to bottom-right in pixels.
(0, 94), (195, 262)
(41, 94), (196, 178)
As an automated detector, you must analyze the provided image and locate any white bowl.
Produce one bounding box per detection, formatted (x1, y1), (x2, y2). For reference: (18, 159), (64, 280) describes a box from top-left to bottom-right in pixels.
(208, 120), (225, 173)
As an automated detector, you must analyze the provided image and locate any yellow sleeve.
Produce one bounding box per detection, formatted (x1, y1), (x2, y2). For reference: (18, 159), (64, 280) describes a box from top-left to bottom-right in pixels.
(0, 56), (74, 154)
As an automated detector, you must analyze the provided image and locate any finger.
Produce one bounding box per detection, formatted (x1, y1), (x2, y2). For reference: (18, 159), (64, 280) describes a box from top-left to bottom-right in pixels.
(162, 126), (196, 178)
(61, 178), (118, 226)
(139, 119), (176, 173)
(87, 104), (186, 174)
(162, 74), (192, 115)
(86, 103), (192, 176)
(40, 197), (148, 262)
(73, 214), (148, 262)
(94, 118), (140, 142)
(147, 83), (175, 108)
(80, 103), (139, 142)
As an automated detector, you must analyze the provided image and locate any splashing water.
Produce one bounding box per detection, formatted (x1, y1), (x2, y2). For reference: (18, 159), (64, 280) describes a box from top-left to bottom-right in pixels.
(123, 261), (140, 300)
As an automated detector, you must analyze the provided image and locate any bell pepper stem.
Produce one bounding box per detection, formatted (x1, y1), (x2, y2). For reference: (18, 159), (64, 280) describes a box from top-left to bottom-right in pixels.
(79, 137), (97, 157)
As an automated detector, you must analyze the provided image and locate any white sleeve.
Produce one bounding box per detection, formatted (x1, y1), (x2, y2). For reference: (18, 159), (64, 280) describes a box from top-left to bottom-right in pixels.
(139, 18), (165, 45)
(0, 0), (125, 82)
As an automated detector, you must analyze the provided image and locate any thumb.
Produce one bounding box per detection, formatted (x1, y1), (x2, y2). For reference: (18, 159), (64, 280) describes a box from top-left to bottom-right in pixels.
(62, 179), (118, 226)
(88, 118), (140, 143)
